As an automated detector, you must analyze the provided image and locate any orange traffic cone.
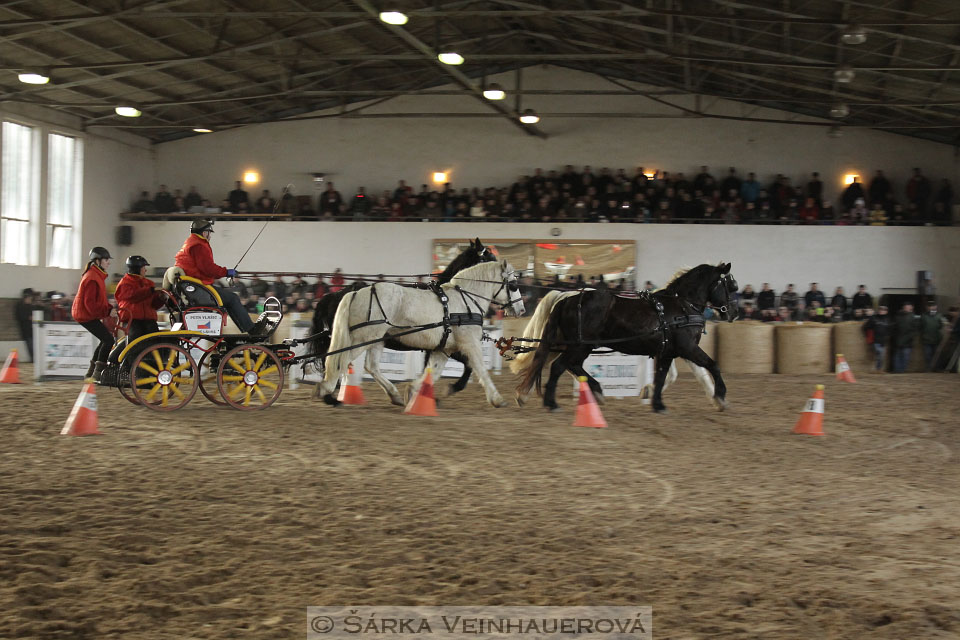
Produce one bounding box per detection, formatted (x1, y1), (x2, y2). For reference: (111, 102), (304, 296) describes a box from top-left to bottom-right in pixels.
(61, 383), (102, 436)
(792, 384), (825, 436)
(0, 349), (22, 384)
(574, 376), (607, 428)
(835, 353), (856, 383)
(337, 364), (366, 405)
(404, 367), (438, 416)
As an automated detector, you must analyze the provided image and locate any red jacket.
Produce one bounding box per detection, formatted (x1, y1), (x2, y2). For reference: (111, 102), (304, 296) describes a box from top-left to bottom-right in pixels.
(115, 273), (164, 322)
(72, 265), (111, 323)
(174, 234), (227, 285)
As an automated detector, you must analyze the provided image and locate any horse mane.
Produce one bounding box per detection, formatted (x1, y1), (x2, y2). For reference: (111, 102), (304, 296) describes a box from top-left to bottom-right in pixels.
(447, 260), (502, 288)
(661, 263), (719, 299)
(657, 266), (692, 292)
(437, 240), (489, 284)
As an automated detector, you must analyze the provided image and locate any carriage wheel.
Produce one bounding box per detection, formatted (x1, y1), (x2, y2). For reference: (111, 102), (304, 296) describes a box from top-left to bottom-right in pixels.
(131, 343), (199, 411)
(216, 344), (284, 410)
(117, 364), (141, 405)
(118, 382), (141, 406)
(197, 350), (228, 406)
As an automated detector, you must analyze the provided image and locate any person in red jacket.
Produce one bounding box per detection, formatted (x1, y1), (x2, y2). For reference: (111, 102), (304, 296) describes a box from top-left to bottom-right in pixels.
(115, 255), (166, 344)
(173, 219), (258, 334)
(72, 246), (115, 381)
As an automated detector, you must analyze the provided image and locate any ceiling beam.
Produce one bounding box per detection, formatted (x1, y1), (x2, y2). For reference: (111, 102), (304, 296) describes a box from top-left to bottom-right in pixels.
(348, 0), (546, 138)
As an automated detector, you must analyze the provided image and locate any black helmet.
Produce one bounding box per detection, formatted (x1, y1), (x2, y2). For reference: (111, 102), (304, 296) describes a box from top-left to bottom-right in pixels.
(126, 255), (150, 273)
(191, 218), (215, 234)
(89, 246), (112, 261)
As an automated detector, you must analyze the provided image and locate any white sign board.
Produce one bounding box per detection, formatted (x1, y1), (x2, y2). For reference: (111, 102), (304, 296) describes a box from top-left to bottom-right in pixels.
(33, 322), (97, 380)
(183, 311), (224, 336)
(572, 352), (653, 398)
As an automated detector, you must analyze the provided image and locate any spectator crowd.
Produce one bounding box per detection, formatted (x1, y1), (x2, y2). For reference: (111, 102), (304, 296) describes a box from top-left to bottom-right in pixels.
(131, 165), (955, 225)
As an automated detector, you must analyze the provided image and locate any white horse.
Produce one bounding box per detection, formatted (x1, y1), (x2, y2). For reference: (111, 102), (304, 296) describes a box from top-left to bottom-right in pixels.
(510, 290), (717, 407)
(315, 260), (525, 408)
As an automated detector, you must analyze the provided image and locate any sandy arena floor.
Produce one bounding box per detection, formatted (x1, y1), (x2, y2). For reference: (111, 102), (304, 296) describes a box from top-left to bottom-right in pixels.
(1, 365), (958, 639)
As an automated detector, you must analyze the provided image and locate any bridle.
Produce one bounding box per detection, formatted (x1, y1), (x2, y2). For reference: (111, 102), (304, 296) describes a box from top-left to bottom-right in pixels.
(455, 271), (524, 314)
(708, 273), (738, 322)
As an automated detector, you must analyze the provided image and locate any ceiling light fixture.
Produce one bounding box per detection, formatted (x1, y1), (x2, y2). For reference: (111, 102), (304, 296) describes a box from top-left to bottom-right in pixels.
(18, 71), (49, 85)
(115, 106), (142, 118)
(482, 83), (506, 100)
(437, 52), (464, 65)
(834, 65), (855, 83)
(519, 109), (540, 124)
(841, 25), (867, 45)
(192, 128), (213, 133)
(829, 103), (849, 119)
(379, 11), (408, 25)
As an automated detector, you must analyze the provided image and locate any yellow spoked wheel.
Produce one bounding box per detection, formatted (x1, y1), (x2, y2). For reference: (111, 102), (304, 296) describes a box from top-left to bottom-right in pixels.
(197, 350), (228, 407)
(216, 344), (284, 410)
(130, 343), (199, 411)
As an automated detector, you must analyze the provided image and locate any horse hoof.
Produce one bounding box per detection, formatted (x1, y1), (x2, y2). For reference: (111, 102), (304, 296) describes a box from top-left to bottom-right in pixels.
(515, 394), (526, 407)
(547, 406), (561, 413)
(653, 407), (668, 414)
(322, 394), (341, 407)
(390, 398), (405, 407)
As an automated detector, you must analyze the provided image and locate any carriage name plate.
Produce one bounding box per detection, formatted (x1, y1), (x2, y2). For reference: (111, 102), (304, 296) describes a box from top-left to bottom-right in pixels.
(307, 607), (652, 639)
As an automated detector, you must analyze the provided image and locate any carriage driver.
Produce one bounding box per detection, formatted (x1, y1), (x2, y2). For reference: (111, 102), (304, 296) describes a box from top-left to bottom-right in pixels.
(174, 219), (264, 335)
(115, 255), (166, 344)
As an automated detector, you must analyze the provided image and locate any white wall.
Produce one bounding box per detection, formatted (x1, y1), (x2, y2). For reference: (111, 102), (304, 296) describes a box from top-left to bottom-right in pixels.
(125, 221), (960, 304)
(154, 66), (958, 206)
(0, 103), (153, 298)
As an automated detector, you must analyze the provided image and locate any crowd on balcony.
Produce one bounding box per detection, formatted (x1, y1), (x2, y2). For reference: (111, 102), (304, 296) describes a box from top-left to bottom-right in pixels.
(131, 165), (955, 225)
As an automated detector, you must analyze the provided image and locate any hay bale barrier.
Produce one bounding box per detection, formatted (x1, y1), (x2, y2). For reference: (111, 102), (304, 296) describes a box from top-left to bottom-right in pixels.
(832, 321), (874, 373)
(776, 322), (833, 375)
(776, 322), (833, 374)
(717, 321), (774, 373)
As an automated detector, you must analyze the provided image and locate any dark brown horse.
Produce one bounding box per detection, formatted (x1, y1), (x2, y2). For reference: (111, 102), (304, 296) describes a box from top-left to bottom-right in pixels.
(514, 263), (738, 413)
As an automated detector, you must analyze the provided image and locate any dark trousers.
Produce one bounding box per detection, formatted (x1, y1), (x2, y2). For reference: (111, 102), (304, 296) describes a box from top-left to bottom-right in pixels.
(214, 286), (254, 332)
(79, 320), (114, 363)
(128, 319), (160, 344)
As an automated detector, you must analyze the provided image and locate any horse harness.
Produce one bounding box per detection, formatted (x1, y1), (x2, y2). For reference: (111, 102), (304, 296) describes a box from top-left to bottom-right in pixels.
(574, 290), (705, 357)
(349, 281), (485, 352)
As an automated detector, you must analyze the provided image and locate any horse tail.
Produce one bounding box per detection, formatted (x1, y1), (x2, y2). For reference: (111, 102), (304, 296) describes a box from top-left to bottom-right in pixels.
(323, 290), (357, 377)
(509, 290), (578, 375)
(516, 296), (567, 397)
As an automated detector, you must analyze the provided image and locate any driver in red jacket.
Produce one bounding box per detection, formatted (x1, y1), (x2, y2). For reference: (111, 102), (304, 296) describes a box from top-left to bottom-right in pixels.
(115, 255), (166, 344)
(173, 219), (260, 334)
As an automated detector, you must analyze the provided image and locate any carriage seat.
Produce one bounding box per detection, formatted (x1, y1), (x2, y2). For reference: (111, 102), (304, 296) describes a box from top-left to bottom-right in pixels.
(162, 266), (223, 309)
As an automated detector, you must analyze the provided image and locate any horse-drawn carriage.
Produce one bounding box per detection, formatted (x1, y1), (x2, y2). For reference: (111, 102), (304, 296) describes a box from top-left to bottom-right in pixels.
(97, 268), (288, 411)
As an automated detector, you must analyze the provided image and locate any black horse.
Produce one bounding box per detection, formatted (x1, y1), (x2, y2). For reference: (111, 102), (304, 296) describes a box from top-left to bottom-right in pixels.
(306, 238), (496, 394)
(515, 262), (738, 413)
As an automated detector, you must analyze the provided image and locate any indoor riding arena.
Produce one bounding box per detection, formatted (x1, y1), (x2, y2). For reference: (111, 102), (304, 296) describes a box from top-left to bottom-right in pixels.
(1, 3), (959, 640)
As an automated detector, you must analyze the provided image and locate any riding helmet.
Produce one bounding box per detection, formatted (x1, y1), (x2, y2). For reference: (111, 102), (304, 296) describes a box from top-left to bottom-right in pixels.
(191, 218), (215, 234)
(126, 255), (150, 273)
(88, 246), (112, 261)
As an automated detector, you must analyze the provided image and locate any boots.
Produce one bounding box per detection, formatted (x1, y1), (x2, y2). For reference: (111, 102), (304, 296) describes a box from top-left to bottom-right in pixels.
(84, 360), (97, 380)
(92, 361), (107, 383)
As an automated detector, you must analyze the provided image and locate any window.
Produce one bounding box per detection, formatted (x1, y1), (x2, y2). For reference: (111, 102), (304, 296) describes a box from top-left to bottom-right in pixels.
(46, 133), (83, 268)
(1, 121), (39, 265)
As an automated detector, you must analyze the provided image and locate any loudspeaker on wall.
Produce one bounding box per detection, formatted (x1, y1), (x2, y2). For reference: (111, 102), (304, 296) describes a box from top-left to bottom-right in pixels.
(116, 225), (133, 246)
